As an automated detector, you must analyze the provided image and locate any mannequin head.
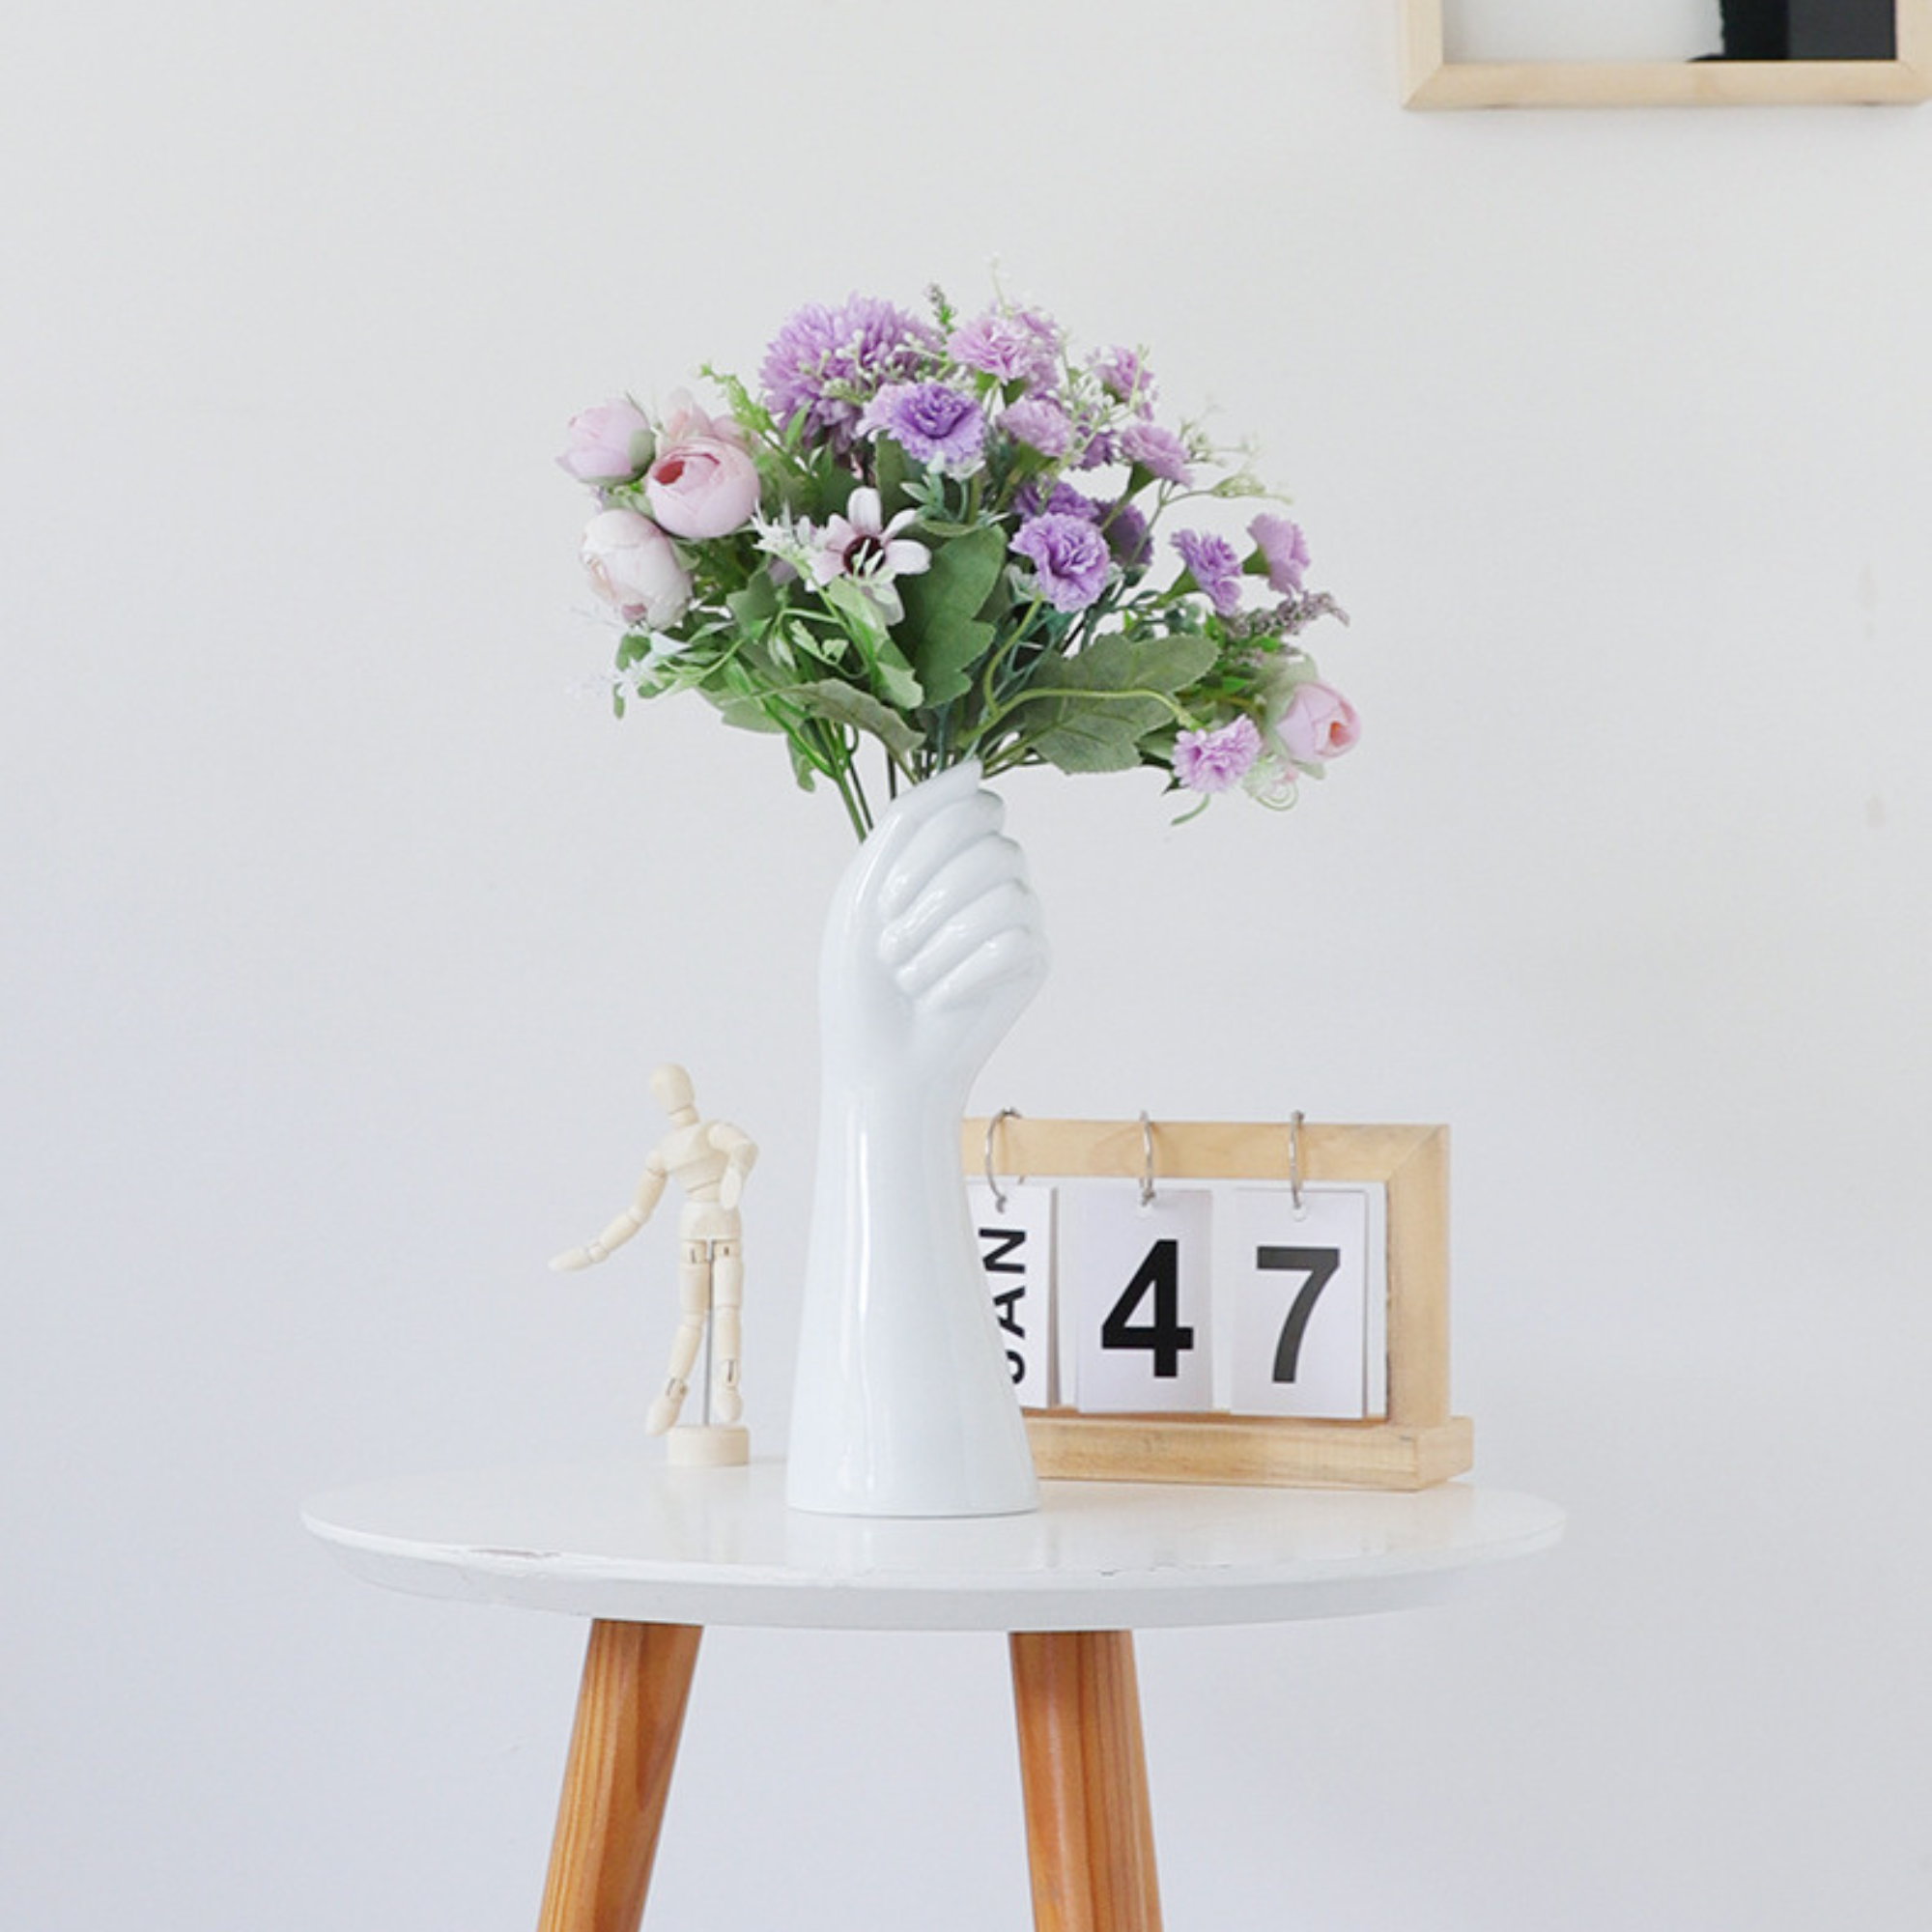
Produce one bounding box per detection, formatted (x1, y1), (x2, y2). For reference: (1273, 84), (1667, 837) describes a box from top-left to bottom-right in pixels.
(649, 1062), (696, 1120)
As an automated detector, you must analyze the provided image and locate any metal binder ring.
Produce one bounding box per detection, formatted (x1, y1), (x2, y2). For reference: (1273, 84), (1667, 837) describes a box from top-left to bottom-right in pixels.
(1288, 1109), (1306, 1213)
(1139, 1111), (1157, 1208)
(984, 1107), (1021, 1212)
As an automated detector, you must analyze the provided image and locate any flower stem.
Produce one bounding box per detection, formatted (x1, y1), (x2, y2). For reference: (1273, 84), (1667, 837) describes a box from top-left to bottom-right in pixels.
(845, 751), (874, 837)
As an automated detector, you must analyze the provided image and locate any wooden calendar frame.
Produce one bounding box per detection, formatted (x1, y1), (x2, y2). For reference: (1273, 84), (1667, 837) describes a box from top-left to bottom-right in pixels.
(961, 1116), (1473, 1492)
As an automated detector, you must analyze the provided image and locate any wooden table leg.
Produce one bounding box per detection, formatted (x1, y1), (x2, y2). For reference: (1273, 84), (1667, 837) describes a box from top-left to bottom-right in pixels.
(536, 1620), (702, 1932)
(1009, 1631), (1163, 1932)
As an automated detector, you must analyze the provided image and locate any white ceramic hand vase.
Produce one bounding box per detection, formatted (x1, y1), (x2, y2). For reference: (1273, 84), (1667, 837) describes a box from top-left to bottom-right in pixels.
(786, 760), (1049, 1517)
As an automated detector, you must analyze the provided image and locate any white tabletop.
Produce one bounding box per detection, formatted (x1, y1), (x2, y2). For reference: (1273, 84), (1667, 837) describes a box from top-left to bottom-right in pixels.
(302, 1458), (1563, 1633)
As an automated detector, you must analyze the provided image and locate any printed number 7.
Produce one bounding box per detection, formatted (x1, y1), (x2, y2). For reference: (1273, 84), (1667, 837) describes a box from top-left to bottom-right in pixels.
(1257, 1246), (1341, 1383)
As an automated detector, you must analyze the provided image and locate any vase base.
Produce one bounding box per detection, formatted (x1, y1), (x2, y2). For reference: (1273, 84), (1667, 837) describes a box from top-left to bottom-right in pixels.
(666, 1425), (750, 1468)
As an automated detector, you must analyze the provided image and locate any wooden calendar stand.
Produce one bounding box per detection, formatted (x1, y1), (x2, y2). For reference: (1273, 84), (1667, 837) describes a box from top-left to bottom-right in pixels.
(962, 1117), (1473, 1492)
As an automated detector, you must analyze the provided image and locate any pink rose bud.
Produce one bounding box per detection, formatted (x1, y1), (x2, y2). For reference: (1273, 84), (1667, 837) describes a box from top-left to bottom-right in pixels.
(558, 400), (654, 483)
(655, 387), (748, 450)
(1278, 681), (1361, 764)
(644, 437), (762, 541)
(581, 509), (692, 628)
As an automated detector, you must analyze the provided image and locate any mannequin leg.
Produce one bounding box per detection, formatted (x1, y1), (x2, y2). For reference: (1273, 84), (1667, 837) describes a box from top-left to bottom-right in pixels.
(646, 1246), (712, 1435)
(709, 1239), (744, 1424)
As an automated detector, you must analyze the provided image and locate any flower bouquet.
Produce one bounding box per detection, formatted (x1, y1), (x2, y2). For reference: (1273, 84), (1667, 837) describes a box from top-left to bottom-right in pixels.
(560, 287), (1357, 839)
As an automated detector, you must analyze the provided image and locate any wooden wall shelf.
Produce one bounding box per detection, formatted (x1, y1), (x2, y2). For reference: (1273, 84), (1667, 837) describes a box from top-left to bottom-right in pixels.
(1400, 0), (1932, 106)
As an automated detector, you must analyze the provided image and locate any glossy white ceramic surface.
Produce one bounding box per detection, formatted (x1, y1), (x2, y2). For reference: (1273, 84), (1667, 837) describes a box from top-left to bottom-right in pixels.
(303, 1459), (1565, 1633)
(787, 761), (1049, 1519)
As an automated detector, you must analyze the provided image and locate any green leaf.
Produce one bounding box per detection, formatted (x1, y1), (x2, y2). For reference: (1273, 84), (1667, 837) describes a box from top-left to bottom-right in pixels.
(788, 617), (847, 666)
(903, 525), (1007, 630)
(788, 679), (923, 762)
(699, 687), (787, 736)
(1000, 633), (1219, 776)
(819, 579), (925, 708)
(726, 571), (780, 631)
(1070, 631), (1219, 696)
(870, 637), (923, 711)
(698, 363), (779, 442)
(821, 574), (890, 648)
(916, 617), (996, 710)
(1027, 705), (1150, 774)
(778, 453), (854, 523)
(786, 735), (822, 792)
(873, 436), (914, 518)
(898, 526), (1009, 707)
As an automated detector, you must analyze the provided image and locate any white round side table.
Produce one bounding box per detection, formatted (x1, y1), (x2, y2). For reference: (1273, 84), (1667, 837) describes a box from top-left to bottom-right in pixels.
(304, 1458), (1563, 1932)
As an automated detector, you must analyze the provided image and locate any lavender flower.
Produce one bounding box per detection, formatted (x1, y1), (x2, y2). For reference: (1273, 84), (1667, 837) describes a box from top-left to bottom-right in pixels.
(998, 395), (1075, 459)
(859, 381), (987, 470)
(1117, 420), (1193, 485)
(1011, 513), (1113, 612)
(759, 295), (938, 446)
(1174, 716), (1263, 793)
(1248, 513), (1310, 594)
(949, 308), (1060, 387)
(1173, 529), (1244, 615)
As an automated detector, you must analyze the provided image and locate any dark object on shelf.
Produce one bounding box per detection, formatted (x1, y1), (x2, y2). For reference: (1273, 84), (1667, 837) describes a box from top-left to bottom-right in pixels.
(1789, 0), (1896, 57)
(1720, 0), (1790, 59)
(1710, 0), (1897, 59)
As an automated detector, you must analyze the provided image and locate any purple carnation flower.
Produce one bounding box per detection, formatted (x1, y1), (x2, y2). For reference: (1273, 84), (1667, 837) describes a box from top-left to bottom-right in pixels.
(949, 308), (1060, 387)
(1013, 477), (1099, 523)
(1173, 529), (1244, 615)
(998, 395), (1075, 459)
(860, 381), (987, 470)
(1174, 716), (1263, 794)
(1248, 513), (1310, 594)
(1011, 513), (1113, 612)
(759, 296), (938, 446)
(1117, 420), (1193, 485)
(1093, 346), (1156, 415)
(1076, 429), (1116, 470)
(1098, 499), (1151, 570)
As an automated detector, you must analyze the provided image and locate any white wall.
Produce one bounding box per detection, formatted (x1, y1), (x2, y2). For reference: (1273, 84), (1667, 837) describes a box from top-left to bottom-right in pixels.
(6, 4), (1929, 1926)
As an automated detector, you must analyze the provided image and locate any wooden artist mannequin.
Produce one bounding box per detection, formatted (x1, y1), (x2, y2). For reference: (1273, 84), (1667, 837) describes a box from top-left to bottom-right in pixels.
(552, 1063), (756, 1465)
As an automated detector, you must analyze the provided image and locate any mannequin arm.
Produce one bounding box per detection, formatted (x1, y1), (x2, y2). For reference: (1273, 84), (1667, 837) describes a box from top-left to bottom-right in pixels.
(551, 1159), (669, 1271)
(709, 1124), (758, 1211)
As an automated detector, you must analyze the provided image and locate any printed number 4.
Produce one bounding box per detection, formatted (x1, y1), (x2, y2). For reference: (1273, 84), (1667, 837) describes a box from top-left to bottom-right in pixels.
(1100, 1238), (1194, 1378)
(1257, 1246), (1340, 1383)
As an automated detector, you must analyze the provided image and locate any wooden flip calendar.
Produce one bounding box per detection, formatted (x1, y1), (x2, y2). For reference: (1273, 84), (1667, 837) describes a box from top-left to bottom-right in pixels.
(961, 1115), (1472, 1492)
